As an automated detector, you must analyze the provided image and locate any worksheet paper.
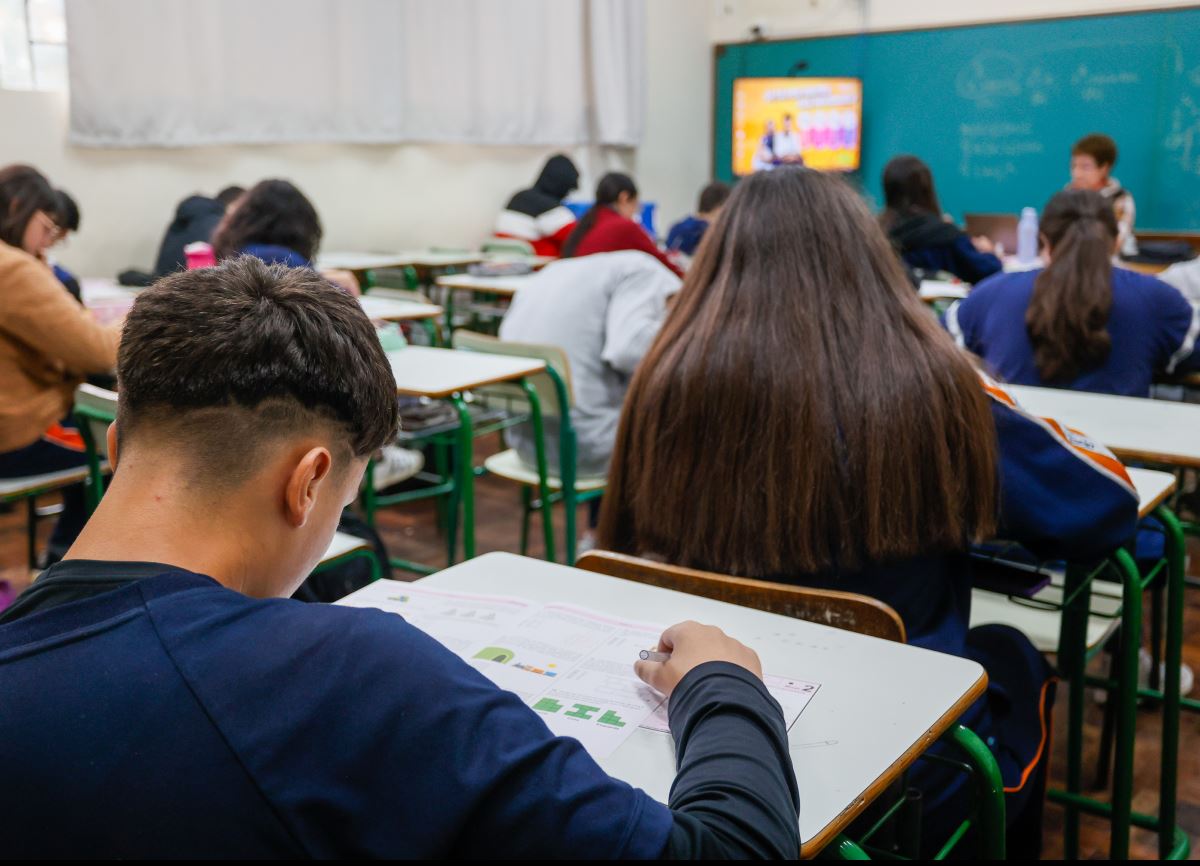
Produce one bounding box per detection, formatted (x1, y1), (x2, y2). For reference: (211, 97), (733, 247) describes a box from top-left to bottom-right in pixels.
(338, 582), (820, 759)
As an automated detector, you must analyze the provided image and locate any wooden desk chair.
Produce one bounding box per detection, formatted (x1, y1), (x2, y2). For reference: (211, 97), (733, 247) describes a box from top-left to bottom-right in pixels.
(575, 549), (1006, 860)
(453, 331), (605, 565)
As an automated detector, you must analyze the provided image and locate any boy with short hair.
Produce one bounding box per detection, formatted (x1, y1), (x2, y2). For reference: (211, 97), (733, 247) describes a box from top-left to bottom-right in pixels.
(0, 256), (799, 858)
(1069, 133), (1138, 257)
(666, 181), (731, 258)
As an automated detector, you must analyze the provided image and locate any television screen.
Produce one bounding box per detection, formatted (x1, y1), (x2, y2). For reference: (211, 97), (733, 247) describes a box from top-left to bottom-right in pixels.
(732, 77), (863, 175)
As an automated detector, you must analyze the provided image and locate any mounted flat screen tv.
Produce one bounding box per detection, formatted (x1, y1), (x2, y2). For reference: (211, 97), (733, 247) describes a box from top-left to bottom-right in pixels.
(732, 77), (863, 175)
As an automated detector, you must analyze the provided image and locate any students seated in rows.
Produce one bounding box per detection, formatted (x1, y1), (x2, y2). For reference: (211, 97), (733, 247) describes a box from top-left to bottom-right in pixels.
(946, 189), (1199, 397)
(499, 250), (680, 480)
(597, 168), (1139, 853)
(153, 184), (244, 277)
(562, 172), (684, 276)
(0, 257), (799, 858)
(212, 178), (419, 487)
(666, 181), (730, 259)
(0, 165), (120, 562)
(880, 155), (1001, 284)
(494, 154), (580, 257)
(1068, 133), (1137, 258)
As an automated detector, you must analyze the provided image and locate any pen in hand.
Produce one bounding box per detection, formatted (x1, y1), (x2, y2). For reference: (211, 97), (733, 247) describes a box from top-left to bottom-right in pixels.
(639, 650), (671, 663)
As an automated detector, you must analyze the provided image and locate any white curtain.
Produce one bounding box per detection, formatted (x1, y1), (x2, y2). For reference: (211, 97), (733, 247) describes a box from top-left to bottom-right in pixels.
(65, 0), (644, 147)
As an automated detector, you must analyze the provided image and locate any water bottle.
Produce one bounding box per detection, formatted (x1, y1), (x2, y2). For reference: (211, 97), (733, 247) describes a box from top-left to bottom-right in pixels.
(1017, 207), (1039, 264)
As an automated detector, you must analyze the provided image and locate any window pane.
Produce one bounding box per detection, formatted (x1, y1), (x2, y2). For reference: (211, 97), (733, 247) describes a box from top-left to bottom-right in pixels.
(0, 0), (33, 89)
(28, 0), (65, 43)
(31, 40), (65, 89)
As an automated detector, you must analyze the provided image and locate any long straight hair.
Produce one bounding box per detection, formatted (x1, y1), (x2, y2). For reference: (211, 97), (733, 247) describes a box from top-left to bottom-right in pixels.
(560, 172), (637, 258)
(1025, 189), (1117, 383)
(597, 168), (999, 577)
(879, 155), (941, 231)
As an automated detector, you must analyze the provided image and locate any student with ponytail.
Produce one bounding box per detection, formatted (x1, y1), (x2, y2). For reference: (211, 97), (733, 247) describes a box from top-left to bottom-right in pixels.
(562, 173), (683, 276)
(946, 189), (1200, 396)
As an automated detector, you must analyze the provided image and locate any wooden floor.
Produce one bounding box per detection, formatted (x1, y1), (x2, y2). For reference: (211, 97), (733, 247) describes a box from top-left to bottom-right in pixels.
(2, 434), (1199, 859)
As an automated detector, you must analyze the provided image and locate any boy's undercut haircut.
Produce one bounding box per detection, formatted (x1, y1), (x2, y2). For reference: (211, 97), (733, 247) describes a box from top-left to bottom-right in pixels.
(116, 257), (398, 484)
(1072, 133), (1118, 168)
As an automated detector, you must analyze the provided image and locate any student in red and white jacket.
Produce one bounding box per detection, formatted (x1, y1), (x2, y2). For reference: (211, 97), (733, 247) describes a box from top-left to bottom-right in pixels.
(494, 155), (580, 257)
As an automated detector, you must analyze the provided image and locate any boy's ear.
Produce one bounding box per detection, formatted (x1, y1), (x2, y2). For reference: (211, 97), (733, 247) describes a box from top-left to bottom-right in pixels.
(283, 447), (333, 528)
(105, 422), (120, 469)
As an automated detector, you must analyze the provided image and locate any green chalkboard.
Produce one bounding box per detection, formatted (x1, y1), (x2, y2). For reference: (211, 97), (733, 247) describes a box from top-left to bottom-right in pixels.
(713, 8), (1200, 229)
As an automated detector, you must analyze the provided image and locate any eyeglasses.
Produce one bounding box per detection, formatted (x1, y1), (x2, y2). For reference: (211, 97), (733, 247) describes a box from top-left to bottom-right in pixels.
(33, 210), (67, 243)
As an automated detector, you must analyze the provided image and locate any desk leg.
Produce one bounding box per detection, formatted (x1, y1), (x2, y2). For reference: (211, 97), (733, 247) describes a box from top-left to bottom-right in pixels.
(1109, 548), (1142, 861)
(518, 378), (555, 563)
(1155, 505), (1186, 860)
(450, 395), (475, 562)
(1057, 561), (1091, 860)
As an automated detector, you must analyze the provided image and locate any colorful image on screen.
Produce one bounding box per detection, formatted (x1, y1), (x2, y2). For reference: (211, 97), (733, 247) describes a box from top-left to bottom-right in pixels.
(732, 77), (862, 175)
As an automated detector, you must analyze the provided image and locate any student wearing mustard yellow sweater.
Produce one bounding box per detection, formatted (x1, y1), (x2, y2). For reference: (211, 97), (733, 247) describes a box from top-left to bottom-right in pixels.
(0, 165), (121, 561)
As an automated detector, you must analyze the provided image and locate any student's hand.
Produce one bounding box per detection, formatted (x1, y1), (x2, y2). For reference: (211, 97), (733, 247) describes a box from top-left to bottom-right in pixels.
(971, 235), (996, 254)
(635, 620), (763, 698)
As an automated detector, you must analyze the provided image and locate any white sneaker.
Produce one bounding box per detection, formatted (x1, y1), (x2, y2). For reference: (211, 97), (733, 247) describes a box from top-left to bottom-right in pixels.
(373, 445), (425, 489)
(1138, 647), (1195, 695)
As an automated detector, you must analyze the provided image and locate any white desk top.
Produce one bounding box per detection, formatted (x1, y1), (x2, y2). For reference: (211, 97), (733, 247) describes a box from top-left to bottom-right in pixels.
(434, 273), (535, 296)
(918, 280), (968, 302)
(1009, 384), (1200, 468)
(80, 277), (138, 305)
(358, 295), (442, 322)
(1127, 467), (1177, 518)
(412, 552), (986, 854)
(386, 346), (545, 399)
(318, 251), (484, 272)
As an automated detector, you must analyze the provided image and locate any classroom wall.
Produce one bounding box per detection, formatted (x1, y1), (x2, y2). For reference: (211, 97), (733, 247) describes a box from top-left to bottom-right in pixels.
(0, 0), (712, 278)
(709, 0), (1200, 42)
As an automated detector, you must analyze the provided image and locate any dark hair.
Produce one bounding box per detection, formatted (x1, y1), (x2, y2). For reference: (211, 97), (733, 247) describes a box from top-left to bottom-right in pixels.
(698, 181), (731, 214)
(880, 155), (941, 230)
(54, 189), (80, 233)
(210, 179), (322, 262)
(1025, 189), (1117, 383)
(215, 185), (246, 207)
(597, 168), (998, 576)
(561, 172), (638, 258)
(1072, 133), (1118, 168)
(0, 164), (60, 249)
(117, 257), (398, 483)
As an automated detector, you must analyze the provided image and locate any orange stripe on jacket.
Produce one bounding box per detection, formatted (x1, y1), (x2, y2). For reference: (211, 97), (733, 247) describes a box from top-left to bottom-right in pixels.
(42, 422), (85, 452)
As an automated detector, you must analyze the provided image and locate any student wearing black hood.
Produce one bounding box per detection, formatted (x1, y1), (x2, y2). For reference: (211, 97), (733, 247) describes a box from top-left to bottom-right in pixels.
(494, 155), (579, 257)
(153, 185), (245, 277)
(881, 156), (1001, 284)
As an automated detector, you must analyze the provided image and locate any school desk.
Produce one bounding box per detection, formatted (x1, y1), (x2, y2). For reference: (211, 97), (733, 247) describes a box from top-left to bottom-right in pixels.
(433, 273), (535, 335)
(357, 551), (990, 858)
(380, 348), (545, 568)
(981, 383), (1193, 860)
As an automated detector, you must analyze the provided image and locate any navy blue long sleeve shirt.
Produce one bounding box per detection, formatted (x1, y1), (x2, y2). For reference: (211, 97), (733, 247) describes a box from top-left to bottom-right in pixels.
(0, 564), (799, 858)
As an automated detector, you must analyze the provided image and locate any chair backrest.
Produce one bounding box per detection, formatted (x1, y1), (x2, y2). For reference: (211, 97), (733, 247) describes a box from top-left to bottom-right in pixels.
(451, 329), (575, 416)
(575, 550), (906, 643)
(483, 238), (536, 257)
(74, 384), (118, 456)
(365, 267), (420, 292)
(73, 383), (118, 512)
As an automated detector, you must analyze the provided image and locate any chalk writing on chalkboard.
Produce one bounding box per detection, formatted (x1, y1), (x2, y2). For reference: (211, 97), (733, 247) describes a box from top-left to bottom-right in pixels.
(1166, 94), (1200, 177)
(958, 122), (1045, 182)
(956, 50), (1022, 108)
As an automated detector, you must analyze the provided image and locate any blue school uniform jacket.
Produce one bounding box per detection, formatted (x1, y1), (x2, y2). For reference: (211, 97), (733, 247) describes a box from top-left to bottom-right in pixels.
(796, 375), (1138, 660)
(945, 267), (1200, 396)
(0, 565), (798, 858)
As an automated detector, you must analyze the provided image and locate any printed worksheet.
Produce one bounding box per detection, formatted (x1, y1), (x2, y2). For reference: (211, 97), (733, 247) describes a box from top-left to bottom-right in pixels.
(337, 582), (822, 759)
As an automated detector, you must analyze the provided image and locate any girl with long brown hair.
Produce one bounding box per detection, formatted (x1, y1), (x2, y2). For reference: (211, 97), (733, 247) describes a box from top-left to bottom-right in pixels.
(597, 168), (1138, 850)
(947, 188), (1199, 396)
